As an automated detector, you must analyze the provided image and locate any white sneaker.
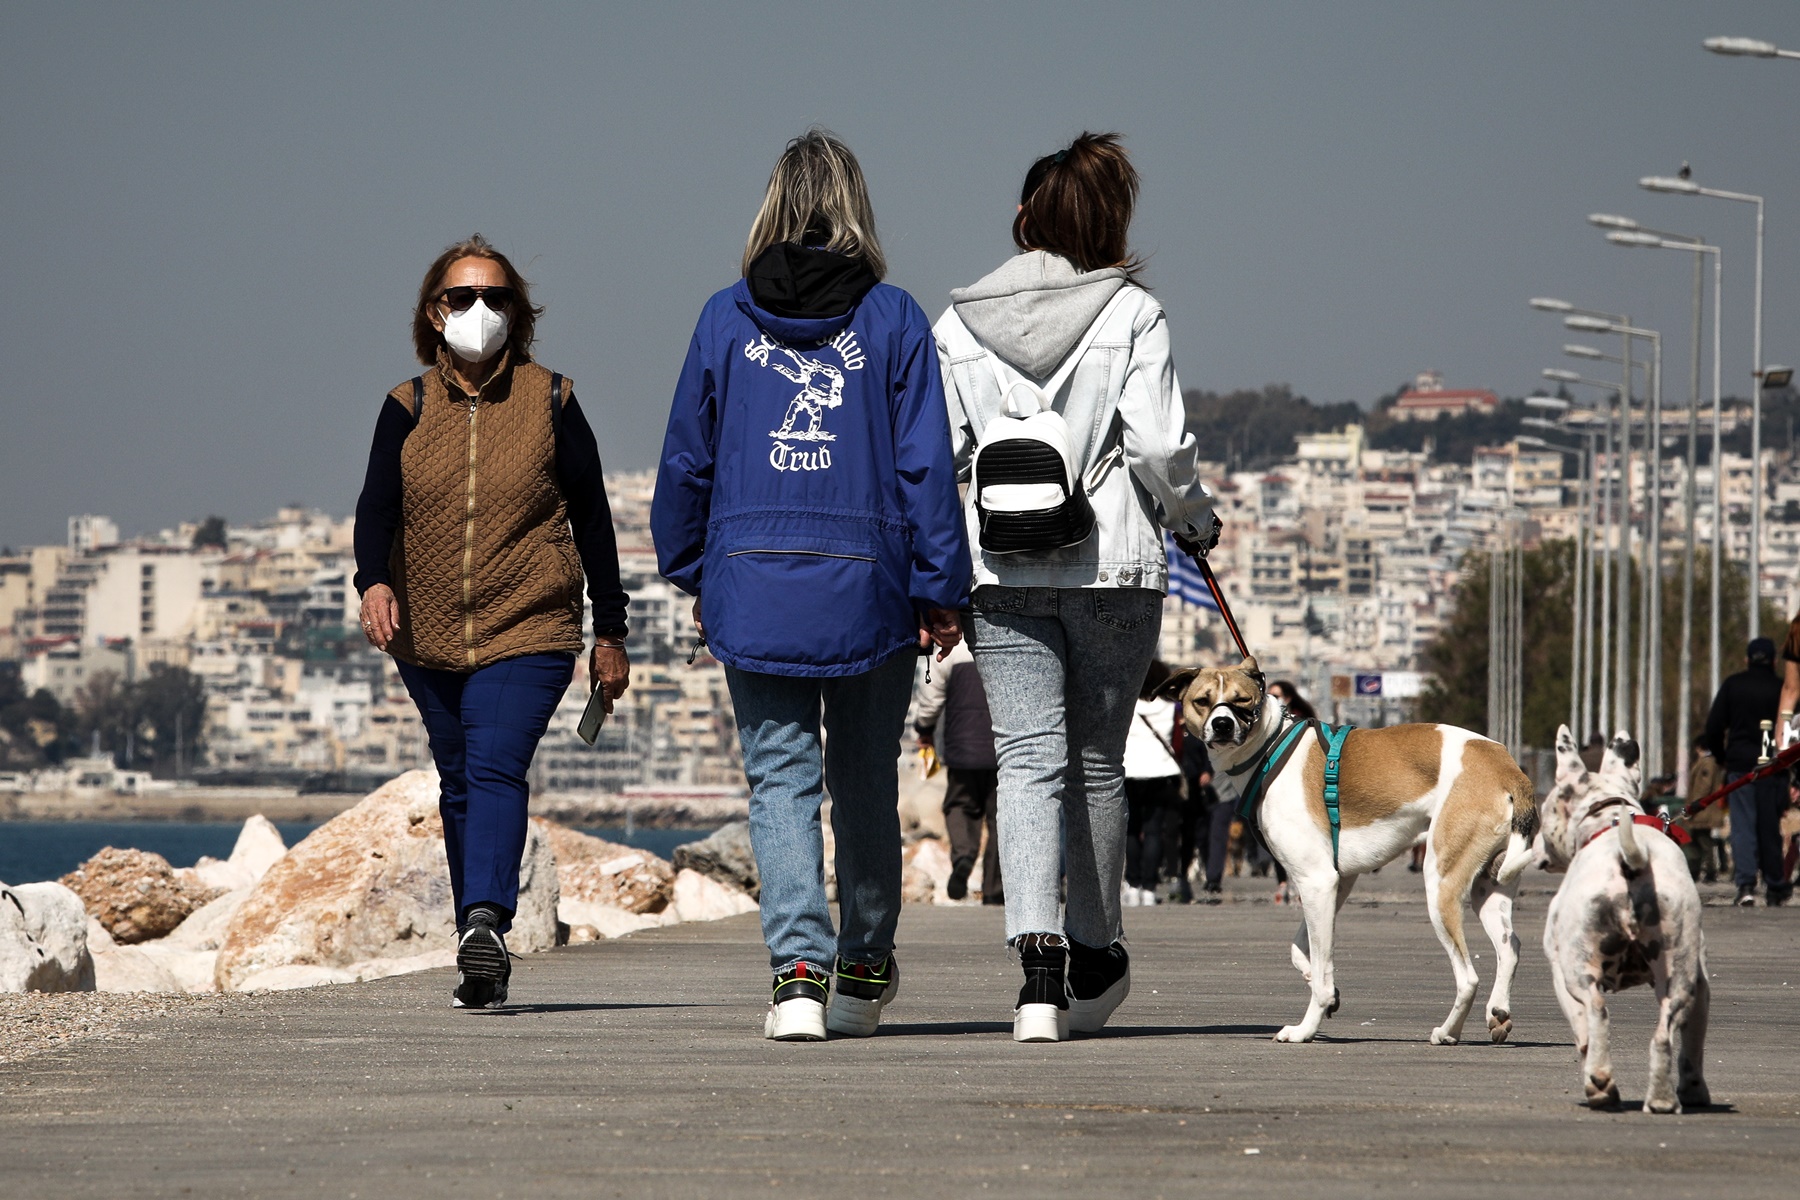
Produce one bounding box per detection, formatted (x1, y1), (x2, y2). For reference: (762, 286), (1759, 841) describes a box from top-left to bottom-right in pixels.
(825, 956), (898, 1037)
(763, 963), (828, 1041)
(1013, 1003), (1070, 1042)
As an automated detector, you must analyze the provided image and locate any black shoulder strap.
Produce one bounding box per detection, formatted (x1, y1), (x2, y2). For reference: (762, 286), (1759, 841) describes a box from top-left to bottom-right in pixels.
(409, 376), (424, 421)
(549, 372), (564, 440)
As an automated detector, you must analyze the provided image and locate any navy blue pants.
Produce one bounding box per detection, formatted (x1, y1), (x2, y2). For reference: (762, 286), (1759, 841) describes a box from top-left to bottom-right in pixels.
(396, 652), (574, 931)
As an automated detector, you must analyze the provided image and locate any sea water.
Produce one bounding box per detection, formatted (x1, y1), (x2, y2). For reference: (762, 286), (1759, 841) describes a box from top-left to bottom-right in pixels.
(0, 822), (710, 886)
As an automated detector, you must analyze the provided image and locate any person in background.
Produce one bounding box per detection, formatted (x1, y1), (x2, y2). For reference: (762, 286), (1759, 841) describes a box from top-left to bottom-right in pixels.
(914, 639), (1003, 905)
(1682, 735), (1728, 883)
(1704, 637), (1791, 907)
(1189, 732), (1232, 900)
(1123, 660), (1183, 907)
(1780, 608), (1800, 749)
(653, 130), (968, 1041)
(937, 132), (1218, 1042)
(355, 234), (631, 1011)
(1172, 728), (1213, 903)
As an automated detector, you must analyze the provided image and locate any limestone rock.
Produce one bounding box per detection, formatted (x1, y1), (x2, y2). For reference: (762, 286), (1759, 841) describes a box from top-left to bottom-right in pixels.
(215, 769), (557, 992)
(190, 816), (289, 893)
(161, 886), (252, 952)
(672, 821), (760, 898)
(669, 868), (758, 922)
(86, 918), (114, 950)
(901, 836), (952, 904)
(558, 897), (664, 940)
(61, 847), (217, 944)
(0, 881), (96, 993)
(136, 945), (219, 993)
(538, 819), (673, 914)
(93, 944), (183, 993)
(237, 964), (358, 991)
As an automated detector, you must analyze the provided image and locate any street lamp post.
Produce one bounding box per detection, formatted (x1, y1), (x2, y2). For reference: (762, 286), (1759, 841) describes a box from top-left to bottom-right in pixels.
(1520, 429), (1592, 737)
(1642, 173), (1767, 640)
(1567, 314), (1663, 775)
(1604, 224), (1721, 789)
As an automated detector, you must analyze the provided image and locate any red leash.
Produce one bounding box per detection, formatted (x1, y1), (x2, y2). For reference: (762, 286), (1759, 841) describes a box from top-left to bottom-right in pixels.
(1192, 552), (1252, 661)
(1680, 741), (1800, 819)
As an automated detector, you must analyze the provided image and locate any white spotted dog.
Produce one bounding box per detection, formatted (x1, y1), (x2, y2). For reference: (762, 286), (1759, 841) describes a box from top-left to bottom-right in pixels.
(1540, 725), (1710, 1113)
(1160, 657), (1539, 1045)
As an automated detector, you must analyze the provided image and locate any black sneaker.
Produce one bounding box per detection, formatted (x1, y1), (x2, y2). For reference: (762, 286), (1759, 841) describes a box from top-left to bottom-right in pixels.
(1013, 934), (1069, 1042)
(453, 906), (511, 1010)
(1736, 887), (1757, 907)
(946, 858), (974, 902)
(1067, 939), (1130, 1034)
(764, 962), (828, 1041)
(826, 954), (898, 1037)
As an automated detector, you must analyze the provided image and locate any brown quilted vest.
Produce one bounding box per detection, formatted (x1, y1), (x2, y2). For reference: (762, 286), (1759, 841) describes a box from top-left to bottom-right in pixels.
(384, 353), (585, 671)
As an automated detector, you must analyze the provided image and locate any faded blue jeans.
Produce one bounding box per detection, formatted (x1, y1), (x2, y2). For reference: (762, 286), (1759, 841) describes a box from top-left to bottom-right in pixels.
(967, 586), (1164, 946)
(725, 653), (916, 974)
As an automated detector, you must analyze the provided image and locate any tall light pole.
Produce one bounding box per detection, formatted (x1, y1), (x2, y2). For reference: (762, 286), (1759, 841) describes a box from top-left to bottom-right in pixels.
(1603, 224), (1721, 788)
(1568, 314), (1663, 774)
(1642, 173), (1766, 639)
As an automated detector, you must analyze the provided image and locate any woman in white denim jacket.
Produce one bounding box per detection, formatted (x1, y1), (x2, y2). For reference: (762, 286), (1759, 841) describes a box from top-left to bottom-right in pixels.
(934, 132), (1218, 1043)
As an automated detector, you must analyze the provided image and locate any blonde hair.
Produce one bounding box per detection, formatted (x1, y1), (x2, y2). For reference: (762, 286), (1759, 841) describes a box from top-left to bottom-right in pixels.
(742, 129), (886, 279)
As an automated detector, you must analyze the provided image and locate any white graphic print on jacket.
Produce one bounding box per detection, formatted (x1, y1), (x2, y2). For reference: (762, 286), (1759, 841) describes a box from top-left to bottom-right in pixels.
(743, 329), (865, 472)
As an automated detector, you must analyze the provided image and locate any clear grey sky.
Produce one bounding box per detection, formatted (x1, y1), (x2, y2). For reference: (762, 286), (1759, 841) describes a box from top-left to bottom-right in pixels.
(4, 2), (1796, 547)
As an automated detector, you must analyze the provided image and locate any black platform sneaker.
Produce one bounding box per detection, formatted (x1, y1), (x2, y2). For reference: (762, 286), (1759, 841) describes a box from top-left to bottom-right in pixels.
(1012, 933), (1069, 1043)
(1067, 939), (1130, 1034)
(826, 955), (898, 1037)
(763, 962), (829, 1041)
(453, 905), (511, 1010)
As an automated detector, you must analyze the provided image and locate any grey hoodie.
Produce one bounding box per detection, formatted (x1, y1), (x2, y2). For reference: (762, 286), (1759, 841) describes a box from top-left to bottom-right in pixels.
(951, 253), (1129, 379)
(935, 251), (1214, 594)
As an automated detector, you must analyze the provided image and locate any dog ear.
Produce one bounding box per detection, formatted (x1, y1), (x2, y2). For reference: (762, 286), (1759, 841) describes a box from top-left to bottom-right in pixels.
(1239, 655), (1263, 687)
(1553, 724), (1585, 782)
(1155, 667), (1202, 701)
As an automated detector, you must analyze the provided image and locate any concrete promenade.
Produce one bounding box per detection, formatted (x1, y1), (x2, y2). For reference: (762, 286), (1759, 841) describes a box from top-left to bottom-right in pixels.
(2, 878), (1798, 1198)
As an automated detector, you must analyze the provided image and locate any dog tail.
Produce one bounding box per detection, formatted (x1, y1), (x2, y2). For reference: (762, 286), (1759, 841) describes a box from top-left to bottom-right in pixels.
(1494, 765), (1541, 886)
(1615, 812), (1649, 872)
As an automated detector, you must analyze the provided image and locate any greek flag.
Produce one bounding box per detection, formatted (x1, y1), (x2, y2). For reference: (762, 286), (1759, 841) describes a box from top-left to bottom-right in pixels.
(1166, 533), (1221, 612)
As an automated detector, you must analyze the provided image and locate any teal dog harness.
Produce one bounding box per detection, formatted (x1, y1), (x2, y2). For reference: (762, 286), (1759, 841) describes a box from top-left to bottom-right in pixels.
(1225, 715), (1355, 868)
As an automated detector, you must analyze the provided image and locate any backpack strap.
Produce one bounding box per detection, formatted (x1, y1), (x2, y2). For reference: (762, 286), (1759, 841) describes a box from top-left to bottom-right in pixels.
(982, 287), (1134, 420)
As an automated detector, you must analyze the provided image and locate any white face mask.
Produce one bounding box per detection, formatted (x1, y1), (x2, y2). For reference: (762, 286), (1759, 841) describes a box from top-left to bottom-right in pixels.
(441, 299), (510, 363)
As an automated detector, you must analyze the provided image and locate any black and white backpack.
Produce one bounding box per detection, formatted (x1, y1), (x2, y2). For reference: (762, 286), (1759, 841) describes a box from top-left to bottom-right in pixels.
(971, 291), (1128, 554)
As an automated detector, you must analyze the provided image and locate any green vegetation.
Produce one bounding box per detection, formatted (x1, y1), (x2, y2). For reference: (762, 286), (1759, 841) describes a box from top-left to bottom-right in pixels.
(1182, 385), (1533, 470)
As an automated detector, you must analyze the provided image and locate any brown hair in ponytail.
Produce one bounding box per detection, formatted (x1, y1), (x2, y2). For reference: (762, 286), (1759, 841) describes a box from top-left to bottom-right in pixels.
(1012, 132), (1143, 280)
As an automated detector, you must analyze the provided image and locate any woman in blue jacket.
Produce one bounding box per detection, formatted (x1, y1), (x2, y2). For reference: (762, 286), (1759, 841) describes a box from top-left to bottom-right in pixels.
(653, 130), (969, 1041)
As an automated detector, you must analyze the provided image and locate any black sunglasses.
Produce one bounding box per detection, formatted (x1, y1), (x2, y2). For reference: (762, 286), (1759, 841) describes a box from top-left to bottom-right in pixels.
(438, 285), (516, 313)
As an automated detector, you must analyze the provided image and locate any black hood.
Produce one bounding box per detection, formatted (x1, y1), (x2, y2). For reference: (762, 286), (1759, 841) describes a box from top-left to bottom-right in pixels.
(746, 243), (878, 320)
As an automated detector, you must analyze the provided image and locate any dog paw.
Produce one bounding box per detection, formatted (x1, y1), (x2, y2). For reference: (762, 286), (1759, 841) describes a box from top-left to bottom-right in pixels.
(1487, 1009), (1512, 1043)
(1678, 1081), (1711, 1108)
(1325, 988), (1341, 1018)
(1584, 1075), (1621, 1109)
(1273, 1025), (1315, 1043)
(1429, 1027), (1460, 1046)
(1646, 1093), (1681, 1115)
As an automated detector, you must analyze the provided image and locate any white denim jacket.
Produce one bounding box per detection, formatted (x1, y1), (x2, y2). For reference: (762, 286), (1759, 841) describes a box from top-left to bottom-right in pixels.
(934, 252), (1215, 593)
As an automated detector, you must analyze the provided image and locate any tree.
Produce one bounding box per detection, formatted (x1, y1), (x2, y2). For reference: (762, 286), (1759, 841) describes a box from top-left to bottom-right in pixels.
(0, 671), (72, 768)
(192, 515), (228, 550)
(1415, 540), (1782, 773)
(69, 665), (207, 775)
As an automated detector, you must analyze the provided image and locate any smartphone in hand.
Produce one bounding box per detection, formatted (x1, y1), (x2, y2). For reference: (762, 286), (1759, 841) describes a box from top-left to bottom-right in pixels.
(577, 687), (608, 746)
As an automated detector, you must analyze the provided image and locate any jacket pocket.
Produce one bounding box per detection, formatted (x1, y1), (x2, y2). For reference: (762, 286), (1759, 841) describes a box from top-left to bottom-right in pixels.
(706, 525), (910, 669)
(1092, 588), (1159, 631)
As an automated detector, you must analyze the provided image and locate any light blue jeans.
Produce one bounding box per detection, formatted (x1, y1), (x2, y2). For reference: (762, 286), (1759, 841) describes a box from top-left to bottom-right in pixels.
(967, 586), (1164, 946)
(725, 653), (916, 974)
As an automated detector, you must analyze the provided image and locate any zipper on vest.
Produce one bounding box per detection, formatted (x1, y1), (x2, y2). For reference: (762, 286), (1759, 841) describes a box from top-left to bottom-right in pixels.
(462, 394), (479, 665)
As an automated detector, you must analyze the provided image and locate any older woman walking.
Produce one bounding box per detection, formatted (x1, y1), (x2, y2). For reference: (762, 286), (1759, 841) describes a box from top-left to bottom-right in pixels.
(653, 130), (968, 1041)
(355, 234), (630, 1010)
(936, 133), (1218, 1041)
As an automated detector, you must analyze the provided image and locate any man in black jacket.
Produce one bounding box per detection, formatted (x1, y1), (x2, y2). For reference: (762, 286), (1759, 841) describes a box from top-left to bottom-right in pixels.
(914, 641), (1002, 904)
(1705, 638), (1792, 906)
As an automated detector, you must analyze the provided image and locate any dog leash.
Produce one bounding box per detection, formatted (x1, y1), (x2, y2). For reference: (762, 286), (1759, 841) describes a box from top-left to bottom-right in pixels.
(1679, 741), (1800, 819)
(1190, 550), (1252, 661)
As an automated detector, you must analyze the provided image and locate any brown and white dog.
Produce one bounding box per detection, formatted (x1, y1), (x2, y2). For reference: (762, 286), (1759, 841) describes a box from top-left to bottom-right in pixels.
(1539, 726), (1709, 1112)
(1161, 657), (1539, 1044)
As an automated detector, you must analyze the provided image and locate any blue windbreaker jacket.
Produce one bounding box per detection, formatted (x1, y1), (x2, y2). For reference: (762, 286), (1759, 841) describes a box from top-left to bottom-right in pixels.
(652, 279), (970, 677)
